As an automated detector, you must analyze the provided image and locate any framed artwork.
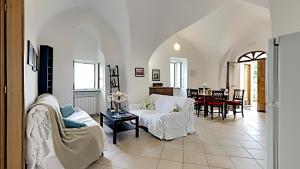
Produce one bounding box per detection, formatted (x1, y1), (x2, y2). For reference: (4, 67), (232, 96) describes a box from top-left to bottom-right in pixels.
(32, 49), (39, 72)
(135, 67), (144, 77)
(27, 40), (34, 67)
(152, 69), (160, 81)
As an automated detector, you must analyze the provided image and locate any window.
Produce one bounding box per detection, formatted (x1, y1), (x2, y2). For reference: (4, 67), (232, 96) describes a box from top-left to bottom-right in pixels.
(237, 51), (267, 63)
(74, 61), (100, 90)
(170, 59), (183, 88)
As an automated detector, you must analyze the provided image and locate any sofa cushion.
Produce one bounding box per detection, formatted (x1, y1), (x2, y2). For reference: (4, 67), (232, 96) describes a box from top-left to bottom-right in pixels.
(60, 104), (75, 117)
(153, 94), (187, 114)
(66, 110), (99, 127)
(63, 118), (87, 128)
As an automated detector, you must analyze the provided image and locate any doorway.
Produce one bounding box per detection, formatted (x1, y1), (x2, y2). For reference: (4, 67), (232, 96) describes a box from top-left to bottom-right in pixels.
(238, 51), (267, 112)
(244, 63), (251, 105)
(0, 0), (5, 168)
(1, 0), (25, 169)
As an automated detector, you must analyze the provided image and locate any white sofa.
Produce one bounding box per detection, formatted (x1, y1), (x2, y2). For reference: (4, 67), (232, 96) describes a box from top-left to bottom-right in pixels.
(26, 94), (105, 169)
(130, 94), (195, 140)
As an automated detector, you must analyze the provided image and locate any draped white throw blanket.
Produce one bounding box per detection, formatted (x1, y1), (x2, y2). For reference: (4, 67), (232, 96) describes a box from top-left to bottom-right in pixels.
(26, 94), (105, 169)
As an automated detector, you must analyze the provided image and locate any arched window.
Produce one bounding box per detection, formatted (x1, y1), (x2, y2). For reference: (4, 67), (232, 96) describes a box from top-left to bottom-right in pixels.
(237, 51), (267, 63)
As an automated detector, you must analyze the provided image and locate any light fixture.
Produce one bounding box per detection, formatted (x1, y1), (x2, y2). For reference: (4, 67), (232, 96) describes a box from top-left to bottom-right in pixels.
(173, 43), (181, 51)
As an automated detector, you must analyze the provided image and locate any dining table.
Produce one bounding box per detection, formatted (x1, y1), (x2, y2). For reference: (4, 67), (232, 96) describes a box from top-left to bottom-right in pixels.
(197, 92), (229, 117)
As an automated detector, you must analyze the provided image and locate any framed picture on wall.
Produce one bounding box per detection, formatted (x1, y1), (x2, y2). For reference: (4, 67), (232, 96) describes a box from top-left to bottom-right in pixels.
(135, 67), (144, 77)
(152, 69), (160, 81)
(27, 40), (34, 67)
(32, 49), (39, 72)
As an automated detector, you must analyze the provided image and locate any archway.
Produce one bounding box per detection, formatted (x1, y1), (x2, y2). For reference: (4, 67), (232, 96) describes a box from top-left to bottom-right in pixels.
(237, 51), (266, 112)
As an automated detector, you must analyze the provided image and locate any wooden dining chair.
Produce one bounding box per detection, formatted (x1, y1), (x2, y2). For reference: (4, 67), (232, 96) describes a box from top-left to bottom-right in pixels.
(224, 89), (245, 119)
(189, 89), (199, 114)
(199, 88), (204, 94)
(207, 90), (225, 120)
(195, 95), (205, 117)
(186, 88), (192, 98)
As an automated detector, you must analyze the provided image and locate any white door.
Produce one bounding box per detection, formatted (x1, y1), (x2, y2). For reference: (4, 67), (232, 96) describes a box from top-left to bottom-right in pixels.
(278, 32), (300, 169)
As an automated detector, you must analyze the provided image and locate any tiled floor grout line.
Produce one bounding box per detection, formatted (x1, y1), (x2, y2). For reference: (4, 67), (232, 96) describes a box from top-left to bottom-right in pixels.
(155, 140), (165, 169)
(90, 111), (266, 169)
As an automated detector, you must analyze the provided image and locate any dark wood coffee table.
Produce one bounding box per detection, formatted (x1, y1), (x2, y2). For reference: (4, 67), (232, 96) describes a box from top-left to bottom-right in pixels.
(100, 111), (139, 144)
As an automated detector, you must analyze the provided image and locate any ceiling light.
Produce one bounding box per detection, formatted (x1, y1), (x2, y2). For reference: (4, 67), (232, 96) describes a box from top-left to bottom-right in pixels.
(173, 43), (181, 51)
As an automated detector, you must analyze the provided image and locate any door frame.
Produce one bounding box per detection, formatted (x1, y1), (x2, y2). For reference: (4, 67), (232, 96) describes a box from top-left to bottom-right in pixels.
(257, 59), (266, 112)
(235, 51), (267, 112)
(1, 0), (25, 169)
(0, 0), (5, 168)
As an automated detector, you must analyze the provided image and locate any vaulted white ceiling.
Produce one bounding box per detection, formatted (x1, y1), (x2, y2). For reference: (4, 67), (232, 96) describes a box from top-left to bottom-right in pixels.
(176, 0), (271, 59)
(31, 0), (270, 62)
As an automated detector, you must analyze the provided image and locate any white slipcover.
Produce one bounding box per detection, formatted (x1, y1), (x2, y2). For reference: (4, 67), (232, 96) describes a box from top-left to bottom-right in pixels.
(26, 95), (104, 169)
(130, 94), (195, 140)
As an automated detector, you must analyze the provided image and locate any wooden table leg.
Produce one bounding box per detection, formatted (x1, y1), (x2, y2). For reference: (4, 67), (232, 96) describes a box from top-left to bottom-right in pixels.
(113, 122), (117, 144)
(136, 118), (139, 138)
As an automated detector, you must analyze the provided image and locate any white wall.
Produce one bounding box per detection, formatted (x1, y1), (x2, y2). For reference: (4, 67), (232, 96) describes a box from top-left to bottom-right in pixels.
(38, 8), (125, 111)
(24, 0), (39, 109)
(219, 19), (271, 90)
(149, 36), (206, 92)
(24, 0), (273, 109)
(269, 0), (300, 37)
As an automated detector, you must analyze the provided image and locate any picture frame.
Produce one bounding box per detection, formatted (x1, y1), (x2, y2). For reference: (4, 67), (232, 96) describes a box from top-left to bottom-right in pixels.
(27, 40), (34, 67)
(135, 67), (144, 77)
(152, 69), (160, 81)
(32, 49), (39, 72)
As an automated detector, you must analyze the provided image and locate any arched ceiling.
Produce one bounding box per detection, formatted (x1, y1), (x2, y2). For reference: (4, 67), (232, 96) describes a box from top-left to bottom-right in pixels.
(31, 0), (270, 62)
(33, 0), (130, 55)
(126, 0), (232, 61)
(173, 0), (271, 59)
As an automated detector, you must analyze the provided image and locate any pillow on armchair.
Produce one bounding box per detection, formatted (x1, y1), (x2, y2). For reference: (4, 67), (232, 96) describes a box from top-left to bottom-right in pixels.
(60, 104), (75, 117)
(63, 118), (87, 128)
(140, 100), (155, 110)
(169, 104), (182, 113)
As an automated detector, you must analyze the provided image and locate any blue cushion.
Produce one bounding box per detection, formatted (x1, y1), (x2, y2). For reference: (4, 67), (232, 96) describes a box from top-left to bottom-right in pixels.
(60, 104), (75, 117)
(63, 118), (87, 128)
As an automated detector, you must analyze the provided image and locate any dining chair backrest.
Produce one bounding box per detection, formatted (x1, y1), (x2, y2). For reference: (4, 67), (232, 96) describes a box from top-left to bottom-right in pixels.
(190, 89), (198, 99)
(199, 88), (204, 94)
(186, 89), (191, 98)
(233, 89), (245, 101)
(206, 88), (212, 95)
(211, 90), (225, 101)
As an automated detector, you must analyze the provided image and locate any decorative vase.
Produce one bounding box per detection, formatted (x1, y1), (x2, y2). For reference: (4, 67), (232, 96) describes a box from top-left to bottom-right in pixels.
(114, 102), (120, 116)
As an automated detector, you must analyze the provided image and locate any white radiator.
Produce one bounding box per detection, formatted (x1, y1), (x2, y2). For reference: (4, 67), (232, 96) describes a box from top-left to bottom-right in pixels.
(73, 91), (101, 115)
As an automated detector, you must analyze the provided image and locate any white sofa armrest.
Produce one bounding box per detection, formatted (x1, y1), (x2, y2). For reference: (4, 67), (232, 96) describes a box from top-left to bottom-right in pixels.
(129, 104), (142, 110)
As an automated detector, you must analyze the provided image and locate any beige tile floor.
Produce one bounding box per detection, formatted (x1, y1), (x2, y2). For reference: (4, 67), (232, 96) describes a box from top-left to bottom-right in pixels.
(88, 110), (267, 169)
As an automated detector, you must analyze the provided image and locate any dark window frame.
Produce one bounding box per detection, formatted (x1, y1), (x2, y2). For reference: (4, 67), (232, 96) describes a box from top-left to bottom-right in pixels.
(237, 51), (267, 63)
